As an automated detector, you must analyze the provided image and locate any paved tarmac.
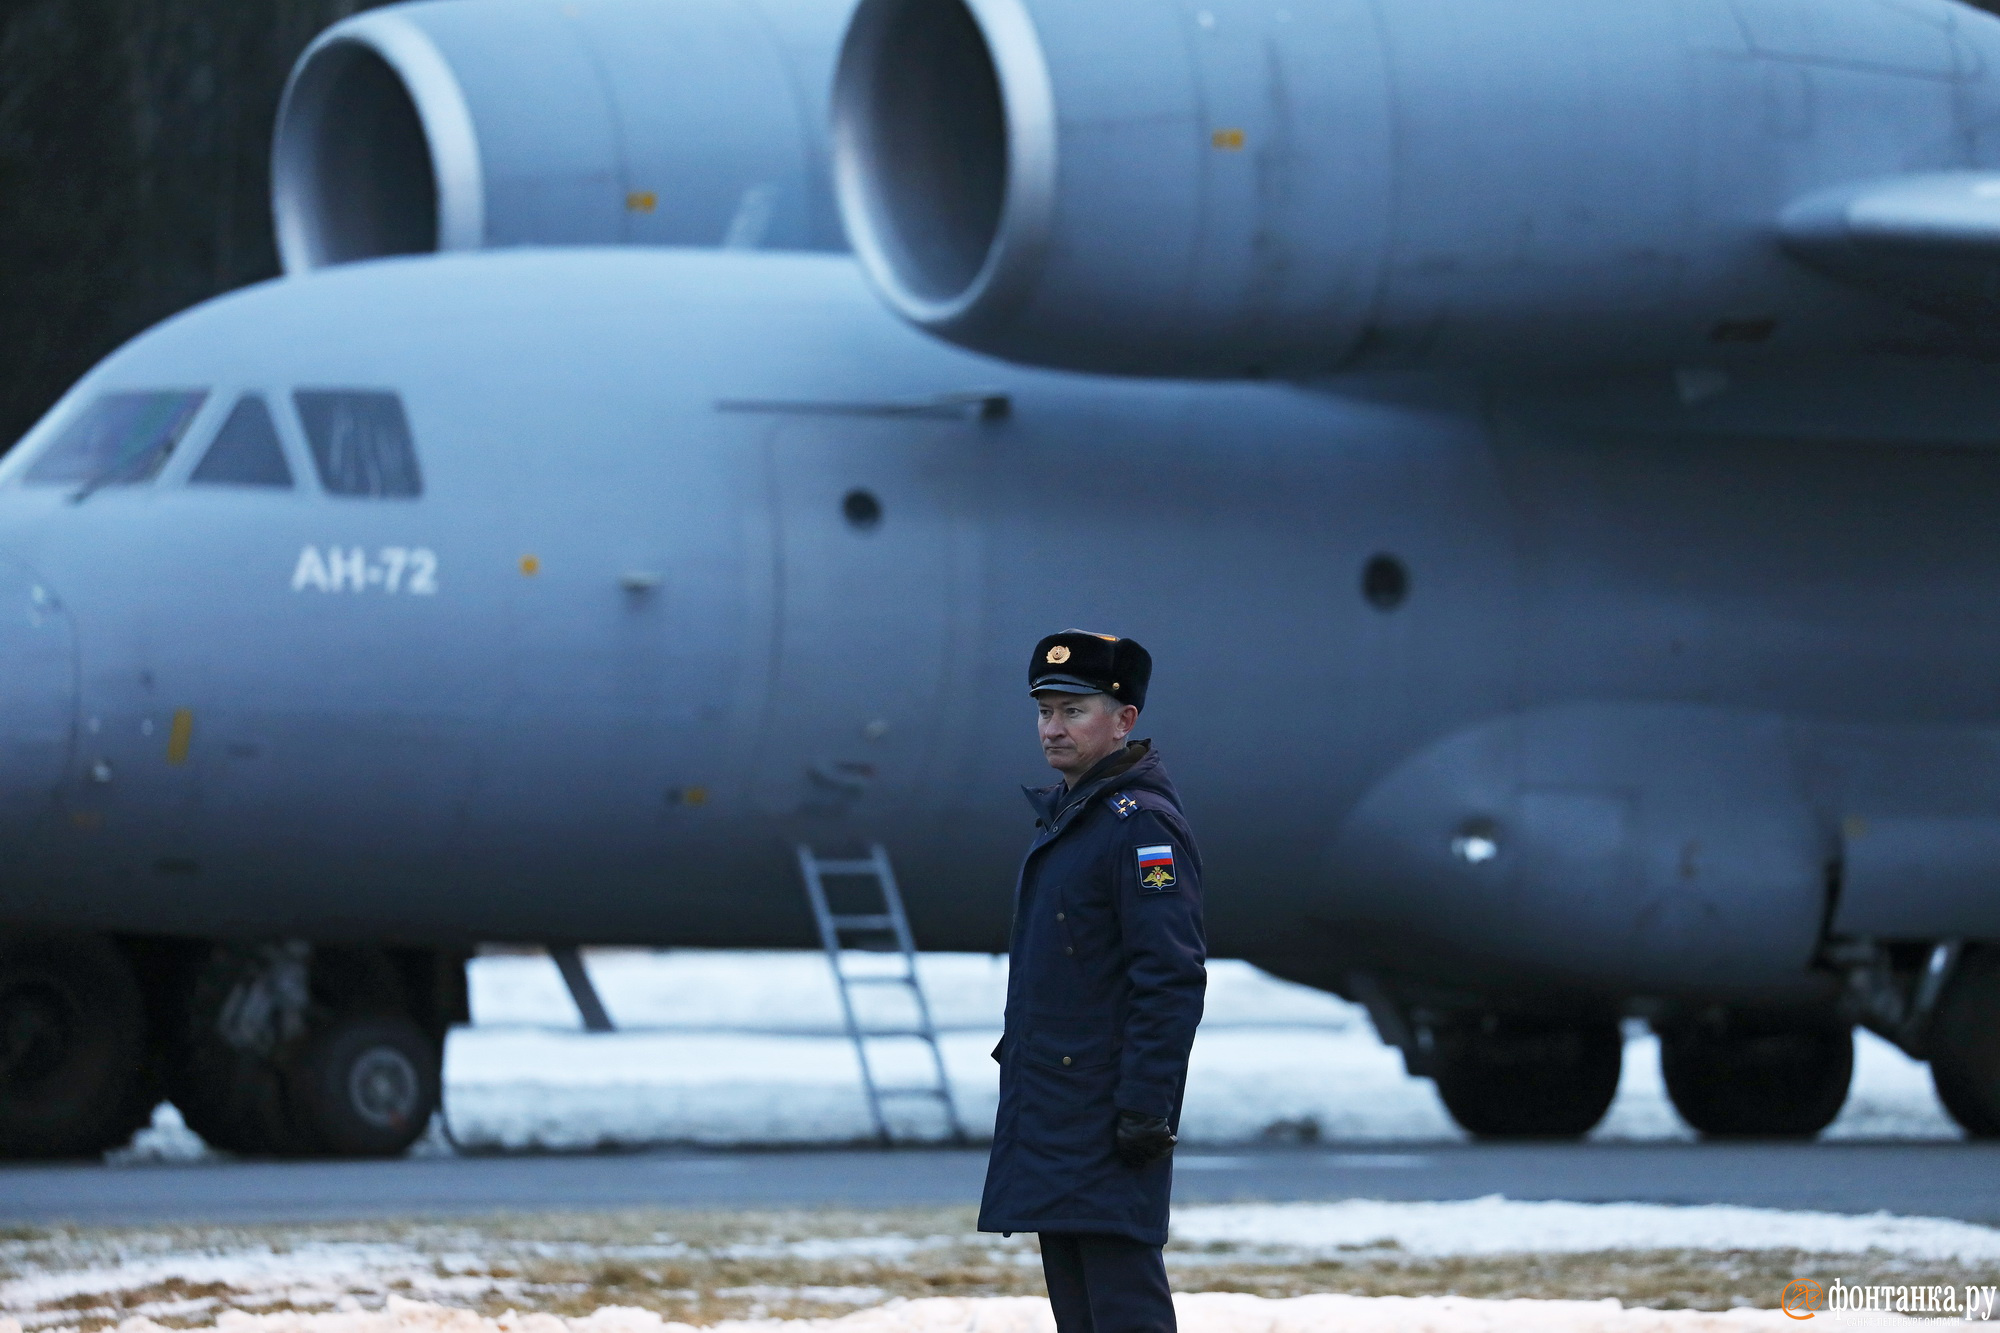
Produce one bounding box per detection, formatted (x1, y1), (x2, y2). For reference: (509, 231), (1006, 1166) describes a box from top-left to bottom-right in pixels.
(2, 1142), (1996, 1228)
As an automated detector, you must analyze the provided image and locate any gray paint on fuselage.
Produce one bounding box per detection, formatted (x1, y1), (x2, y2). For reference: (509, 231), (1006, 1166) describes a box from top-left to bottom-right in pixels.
(2, 248), (1998, 1011)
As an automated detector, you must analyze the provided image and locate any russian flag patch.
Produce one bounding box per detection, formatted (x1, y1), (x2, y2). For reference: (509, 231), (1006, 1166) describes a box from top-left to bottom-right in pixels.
(1136, 844), (1177, 892)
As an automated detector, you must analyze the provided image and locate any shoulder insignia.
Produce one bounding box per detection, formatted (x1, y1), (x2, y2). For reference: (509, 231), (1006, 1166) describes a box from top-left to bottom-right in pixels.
(1110, 792), (1140, 819)
(1136, 843), (1177, 891)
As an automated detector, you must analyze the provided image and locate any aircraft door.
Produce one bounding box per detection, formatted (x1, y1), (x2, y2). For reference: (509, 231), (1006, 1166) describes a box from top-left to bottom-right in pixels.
(757, 415), (973, 822)
(0, 554), (75, 853)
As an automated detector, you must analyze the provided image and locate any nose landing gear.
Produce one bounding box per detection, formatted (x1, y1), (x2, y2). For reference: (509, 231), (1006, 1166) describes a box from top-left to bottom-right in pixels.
(286, 1014), (440, 1157)
(169, 941), (324, 1156)
(168, 942), (456, 1158)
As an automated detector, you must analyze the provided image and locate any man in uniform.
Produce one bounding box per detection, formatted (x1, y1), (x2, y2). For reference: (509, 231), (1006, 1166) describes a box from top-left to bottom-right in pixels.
(979, 630), (1208, 1333)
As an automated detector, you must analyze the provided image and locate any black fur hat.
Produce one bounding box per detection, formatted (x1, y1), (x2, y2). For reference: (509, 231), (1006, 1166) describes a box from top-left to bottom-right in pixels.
(1029, 629), (1151, 711)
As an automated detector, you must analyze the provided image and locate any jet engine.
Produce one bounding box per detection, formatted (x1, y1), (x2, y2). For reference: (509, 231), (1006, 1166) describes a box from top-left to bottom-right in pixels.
(273, 0), (852, 273)
(831, 0), (2000, 377)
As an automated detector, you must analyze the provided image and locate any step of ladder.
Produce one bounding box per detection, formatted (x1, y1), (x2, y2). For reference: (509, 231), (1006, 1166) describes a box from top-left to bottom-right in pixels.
(797, 842), (969, 1146)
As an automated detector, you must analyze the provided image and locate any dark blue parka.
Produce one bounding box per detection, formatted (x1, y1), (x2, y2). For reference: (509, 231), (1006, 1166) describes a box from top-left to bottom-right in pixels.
(978, 741), (1207, 1245)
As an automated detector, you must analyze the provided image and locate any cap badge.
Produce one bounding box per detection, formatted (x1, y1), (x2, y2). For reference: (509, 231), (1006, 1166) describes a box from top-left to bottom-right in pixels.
(1046, 645), (1071, 665)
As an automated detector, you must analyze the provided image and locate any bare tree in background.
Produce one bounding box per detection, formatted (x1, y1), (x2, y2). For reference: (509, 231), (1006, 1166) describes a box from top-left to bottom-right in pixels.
(0, 0), (388, 448)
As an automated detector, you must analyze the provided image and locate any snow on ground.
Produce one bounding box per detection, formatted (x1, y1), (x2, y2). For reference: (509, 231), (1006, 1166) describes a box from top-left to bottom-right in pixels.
(14, 1198), (1995, 1309)
(5, 1200), (1990, 1331)
(0, 1293), (1930, 1333)
(1172, 1199), (2000, 1261)
(0, 1245), (462, 1313)
(116, 950), (1962, 1158)
(448, 951), (1958, 1150)
(463, 951), (1354, 1034)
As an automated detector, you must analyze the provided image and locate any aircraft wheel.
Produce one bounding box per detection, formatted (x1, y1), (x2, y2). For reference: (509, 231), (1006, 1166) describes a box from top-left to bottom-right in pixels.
(0, 933), (148, 1158)
(173, 1047), (322, 1157)
(285, 1014), (438, 1157)
(167, 944), (322, 1157)
(1431, 1015), (1622, 1139)
(1658, 1017), (1852, 1138)
(1929, 949), (2000, 1138)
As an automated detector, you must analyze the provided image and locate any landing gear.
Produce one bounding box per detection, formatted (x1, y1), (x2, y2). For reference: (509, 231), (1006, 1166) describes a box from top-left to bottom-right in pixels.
(1658, 1016), (1852, 1138)
(0, 933), (460, 1160)
(286, 1015), (439, 1156)
(1929, 949), (2000, 1138)
(167, 942), (459, 1158)
(1431, 1015), (1623, 1138)
(168, 942), (324, 1156)
(0, 933), (155, 1157)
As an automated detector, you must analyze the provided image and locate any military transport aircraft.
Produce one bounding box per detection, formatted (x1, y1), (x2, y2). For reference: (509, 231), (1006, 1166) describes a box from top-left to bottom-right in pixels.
(4, 0), (2000, 1159)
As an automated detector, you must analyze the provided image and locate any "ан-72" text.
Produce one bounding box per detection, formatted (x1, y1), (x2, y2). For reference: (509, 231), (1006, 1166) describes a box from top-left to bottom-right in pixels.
(291, 545), (438, 594)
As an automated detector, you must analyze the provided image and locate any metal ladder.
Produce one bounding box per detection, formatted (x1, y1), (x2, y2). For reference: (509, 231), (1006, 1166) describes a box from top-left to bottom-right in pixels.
(796, 843), (968, 1145)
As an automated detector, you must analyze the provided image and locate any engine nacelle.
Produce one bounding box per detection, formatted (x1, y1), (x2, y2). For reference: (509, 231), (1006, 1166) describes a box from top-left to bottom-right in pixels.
(274, 0), (852, 273)
(832, 0), (2000, 377)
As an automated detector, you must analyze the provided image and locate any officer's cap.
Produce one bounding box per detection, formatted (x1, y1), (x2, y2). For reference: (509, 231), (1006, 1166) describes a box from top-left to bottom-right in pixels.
(1029, 629), (1151, 711)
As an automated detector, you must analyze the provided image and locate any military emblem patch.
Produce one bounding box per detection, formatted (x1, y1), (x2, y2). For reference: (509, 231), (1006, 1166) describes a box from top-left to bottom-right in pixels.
(1137, 844), (1177, 891)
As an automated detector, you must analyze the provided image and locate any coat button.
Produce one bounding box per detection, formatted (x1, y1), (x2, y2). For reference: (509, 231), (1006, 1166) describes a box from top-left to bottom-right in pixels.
(1064, 946), (1074, 955)
(1056, 912), (1065, 921)
(1062, 1056), (1072, 1066)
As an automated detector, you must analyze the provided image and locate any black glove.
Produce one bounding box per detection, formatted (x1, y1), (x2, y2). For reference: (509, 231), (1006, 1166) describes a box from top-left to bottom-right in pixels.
(1115, 1110), (1177, 1167)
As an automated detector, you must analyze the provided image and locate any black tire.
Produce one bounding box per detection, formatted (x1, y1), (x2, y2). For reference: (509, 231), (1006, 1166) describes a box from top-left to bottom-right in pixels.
(0, 933), (148, 1158)
(285, 1014), (438, 1157)
(172, 1046), (324, 1157)
(104, 1049), (167, 1151)
(166, 945), (323, 1157)
(1658, 1018), (1852, 1139)
(1929, 951), (2000, 1139)
(1432, 1016), (1623, 1139)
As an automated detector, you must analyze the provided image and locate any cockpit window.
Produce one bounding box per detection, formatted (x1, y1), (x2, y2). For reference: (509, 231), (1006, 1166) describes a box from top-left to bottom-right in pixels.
(190, 394), (293, 488)
(22, 390), (207, 488)
(294, 390), (422, 497)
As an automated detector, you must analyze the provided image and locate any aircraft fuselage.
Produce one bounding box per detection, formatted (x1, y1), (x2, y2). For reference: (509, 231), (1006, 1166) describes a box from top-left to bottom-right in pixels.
(4, 250), (1999, 1024)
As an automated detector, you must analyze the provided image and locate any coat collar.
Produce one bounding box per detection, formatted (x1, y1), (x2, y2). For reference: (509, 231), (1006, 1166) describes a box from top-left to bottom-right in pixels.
(1022, 739), (1154, 832)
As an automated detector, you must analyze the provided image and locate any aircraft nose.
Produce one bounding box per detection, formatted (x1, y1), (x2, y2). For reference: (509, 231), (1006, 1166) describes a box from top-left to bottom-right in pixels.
(0, 555), (77, 836)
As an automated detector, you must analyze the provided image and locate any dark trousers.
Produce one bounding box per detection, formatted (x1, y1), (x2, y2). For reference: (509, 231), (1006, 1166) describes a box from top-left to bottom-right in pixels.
(1037, 1232), (1176, 1333)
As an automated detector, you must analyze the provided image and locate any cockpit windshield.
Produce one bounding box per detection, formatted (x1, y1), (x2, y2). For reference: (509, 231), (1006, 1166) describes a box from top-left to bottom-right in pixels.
(22, 390), (207, 489)
(295, 390), (422, 497)
(191, 393), (293, 488)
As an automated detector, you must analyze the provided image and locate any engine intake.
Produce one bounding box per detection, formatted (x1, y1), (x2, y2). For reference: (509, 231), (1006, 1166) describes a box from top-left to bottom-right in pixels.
(833, 0), (1030, 313)
(833, 0), (2000, 378)
(275, 0), (853, 273)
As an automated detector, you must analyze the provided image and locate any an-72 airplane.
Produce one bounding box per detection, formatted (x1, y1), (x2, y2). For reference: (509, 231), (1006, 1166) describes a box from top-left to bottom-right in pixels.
(3, 0), (2000, 1157)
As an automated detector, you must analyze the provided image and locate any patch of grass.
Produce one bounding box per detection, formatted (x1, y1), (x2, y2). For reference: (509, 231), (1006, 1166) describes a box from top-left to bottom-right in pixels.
(1167, 1248), (1989, 1311)
(2, 1207), (1993, 1328)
